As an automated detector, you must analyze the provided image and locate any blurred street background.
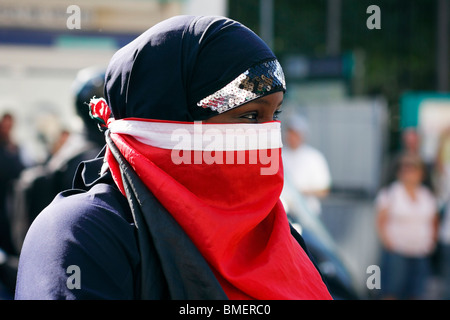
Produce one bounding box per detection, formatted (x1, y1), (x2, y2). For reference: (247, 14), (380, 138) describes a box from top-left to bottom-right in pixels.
(1, 0), (450, 299)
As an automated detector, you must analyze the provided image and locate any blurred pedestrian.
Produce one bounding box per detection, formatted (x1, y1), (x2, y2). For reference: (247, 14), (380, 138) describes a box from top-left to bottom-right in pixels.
(438, 198), (450, 299)
(434, 126), (450, 207)
(0, 113), (24, 299)
(282, 114), (331, 215)
(10, 67), (105, 253)
(0, 113), (24, 255)
(375, 153), (439, 299)
(435, 127), (450, 299)
(382, 127), (433, 190)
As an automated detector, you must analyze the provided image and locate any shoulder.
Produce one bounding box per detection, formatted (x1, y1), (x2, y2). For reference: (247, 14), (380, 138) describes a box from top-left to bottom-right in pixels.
(300, 145), (327, 162)
(28, 183), (135, 242)
(375, 183), (399, 209)
(418, 185), (437, 203)
(15, 183), (140, 299)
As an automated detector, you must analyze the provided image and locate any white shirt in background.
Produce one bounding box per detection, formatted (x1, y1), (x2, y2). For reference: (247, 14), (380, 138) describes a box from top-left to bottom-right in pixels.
(375, 181), (437, 257)
(283, 144), (331, 215)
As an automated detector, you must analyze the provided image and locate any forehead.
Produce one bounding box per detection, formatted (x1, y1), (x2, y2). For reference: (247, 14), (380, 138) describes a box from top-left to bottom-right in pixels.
(234, 92), (284, 110)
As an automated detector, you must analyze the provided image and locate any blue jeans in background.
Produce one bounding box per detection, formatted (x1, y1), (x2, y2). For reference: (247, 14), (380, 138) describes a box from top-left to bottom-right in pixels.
(380, 249), (431, 299)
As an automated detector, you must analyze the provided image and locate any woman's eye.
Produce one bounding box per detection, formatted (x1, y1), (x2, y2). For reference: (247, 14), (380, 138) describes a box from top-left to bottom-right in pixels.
(240, 112), (258, 120)
(273, 109), (282, 120)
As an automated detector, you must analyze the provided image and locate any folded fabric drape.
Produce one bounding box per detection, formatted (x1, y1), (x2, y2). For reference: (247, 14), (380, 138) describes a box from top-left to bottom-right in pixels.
(104, 118), (332, 300)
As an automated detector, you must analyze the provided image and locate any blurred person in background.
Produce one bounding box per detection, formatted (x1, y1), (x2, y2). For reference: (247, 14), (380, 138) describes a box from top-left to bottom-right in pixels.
(0, 112), (24, 299)
(375, 153), (439, 299)
(402, 127), (421, 155)
(438, 188), (450, 300)
(434, 127), (450, 208)
(282, 114), (331, 216)
(434, 127), (450, 299)
(10, 67), (105, 254)
(0, 113), (24, 255)
(382, 127), (433, 191)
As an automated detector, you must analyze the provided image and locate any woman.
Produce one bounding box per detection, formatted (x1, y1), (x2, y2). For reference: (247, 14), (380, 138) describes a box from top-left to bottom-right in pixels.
(15, 15), (331, 300)
(376, 153), (439, 299)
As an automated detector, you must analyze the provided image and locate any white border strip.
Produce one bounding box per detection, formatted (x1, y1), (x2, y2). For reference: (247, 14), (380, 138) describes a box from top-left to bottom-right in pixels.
(108, 119), (282, 151)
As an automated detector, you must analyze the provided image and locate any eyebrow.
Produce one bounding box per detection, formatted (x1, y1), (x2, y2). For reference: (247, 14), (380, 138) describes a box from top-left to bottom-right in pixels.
(252, 97), (284, 108)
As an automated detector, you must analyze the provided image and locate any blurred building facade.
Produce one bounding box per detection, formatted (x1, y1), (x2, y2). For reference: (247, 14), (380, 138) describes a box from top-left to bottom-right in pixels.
(0, 0), (225, 163)
(230, 0), (449, 195)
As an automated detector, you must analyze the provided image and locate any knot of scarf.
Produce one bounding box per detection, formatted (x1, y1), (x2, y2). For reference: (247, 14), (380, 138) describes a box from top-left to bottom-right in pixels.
(88, 97), (113, 131)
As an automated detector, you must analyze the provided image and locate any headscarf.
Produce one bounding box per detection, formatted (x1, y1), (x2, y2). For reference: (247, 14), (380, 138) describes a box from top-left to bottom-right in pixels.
(104, 15), (284, 121)
(95, 15), (331, 300)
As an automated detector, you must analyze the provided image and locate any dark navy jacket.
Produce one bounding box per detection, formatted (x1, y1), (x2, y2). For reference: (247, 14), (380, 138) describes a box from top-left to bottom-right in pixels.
(15, 159), (141, 299)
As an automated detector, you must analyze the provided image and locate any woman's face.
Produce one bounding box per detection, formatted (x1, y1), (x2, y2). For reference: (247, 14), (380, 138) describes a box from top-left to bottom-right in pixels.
(203, 92), (283, 124)
(398, 161), (423, 186)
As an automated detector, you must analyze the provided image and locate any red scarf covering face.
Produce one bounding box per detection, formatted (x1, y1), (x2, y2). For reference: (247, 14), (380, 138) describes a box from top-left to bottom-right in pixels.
(103, 116), (331, 300)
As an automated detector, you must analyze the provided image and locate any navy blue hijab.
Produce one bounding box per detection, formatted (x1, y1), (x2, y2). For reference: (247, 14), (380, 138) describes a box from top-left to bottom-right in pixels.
(104, 15), (278, 121)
